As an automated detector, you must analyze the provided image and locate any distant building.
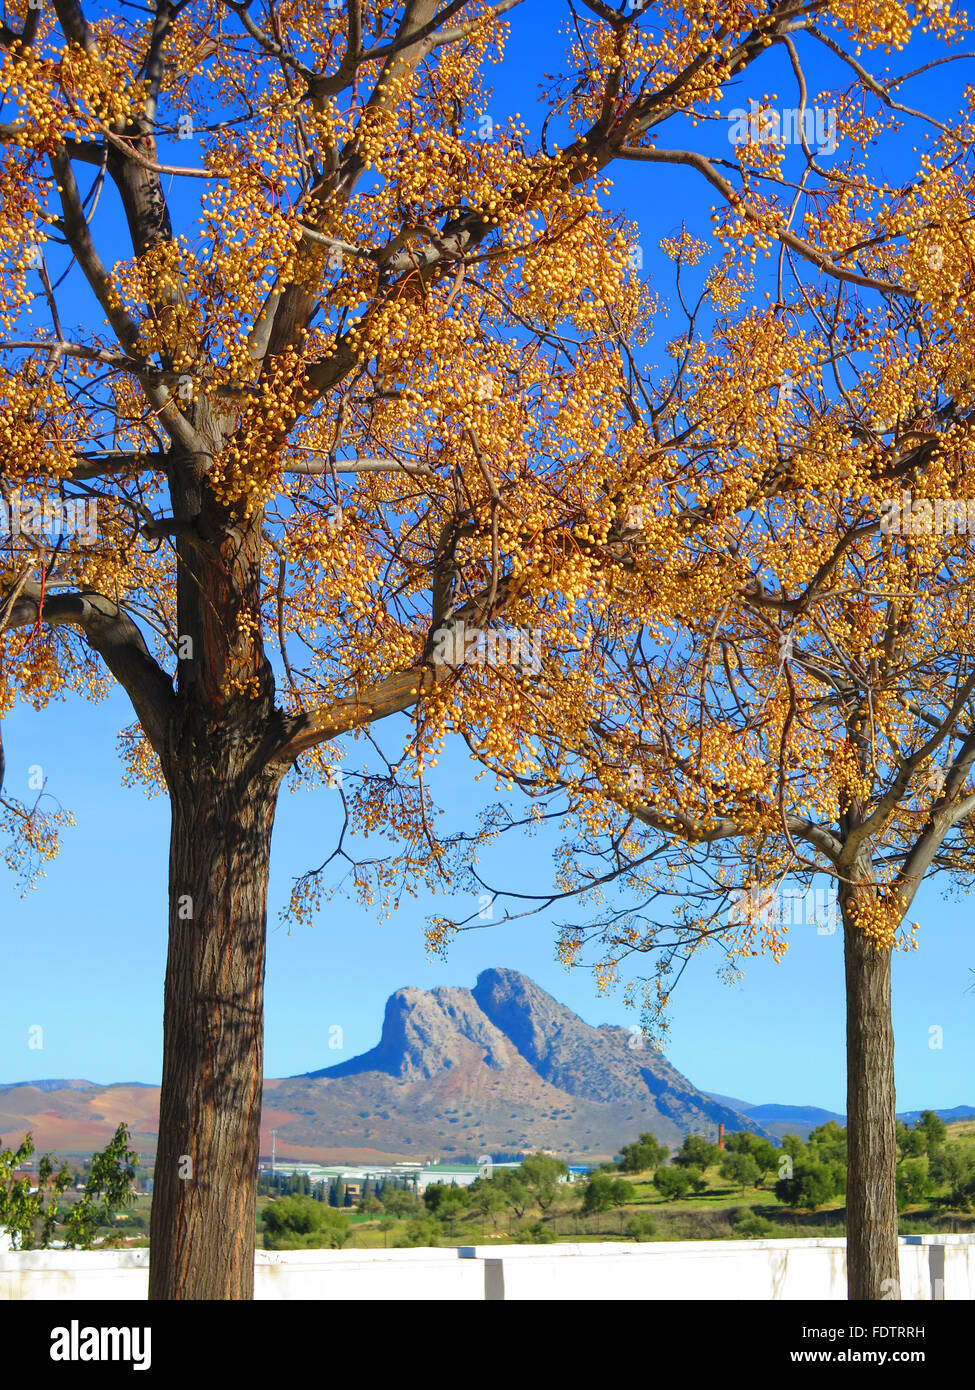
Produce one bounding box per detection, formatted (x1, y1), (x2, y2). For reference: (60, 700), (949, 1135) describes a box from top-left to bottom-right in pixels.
(262, 1159), (525, 1195)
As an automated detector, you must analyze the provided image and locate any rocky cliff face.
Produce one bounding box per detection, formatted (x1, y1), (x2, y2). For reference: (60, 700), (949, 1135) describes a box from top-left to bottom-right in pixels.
(321, 984), (531, 1083)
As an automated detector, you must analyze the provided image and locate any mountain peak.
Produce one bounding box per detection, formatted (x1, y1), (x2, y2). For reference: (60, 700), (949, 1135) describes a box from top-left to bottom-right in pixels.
(293, 968), (767, 1155)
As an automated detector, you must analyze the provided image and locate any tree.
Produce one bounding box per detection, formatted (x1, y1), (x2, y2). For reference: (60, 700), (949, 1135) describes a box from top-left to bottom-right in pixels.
(807, 1123), (847, 1168)
(0, 1124), (136, 1250)
(495, 1174), (531, 1220)
(517, 1219), (556, 1244)
(720, 1151), (760, 1196)
(431, 1186), (469, 1229)
(262, 1195), (349, 1249)
(895, 1160), (929, 1212)
(381, 1187), (422, 1219)
(393, 1218), (440, 1249)
(421, 1182), (448, 1215)
(617, 1132), (667, 1175)
(732, 1210), (776, 1240)
(3, 0), (969, 1303)
(775, 1161), (844, 1213)
(468, 1178), (507, 1227)
(582, 1173), (633, 1214)
(781, 1135), (806, 1167)
(0, 1134), (70, 1250)
(723, 1132), (778, 1183)
(684, 1166), (708, 1197)
(919, 1111), (948, 1155)
(377, 1215), (396, 1248)
(929, 1144), (975, 1210)
(62, 1124), (139, 1250)
(895, 1122), (926, 1162)
(518, 1154), (567, 1211)
(438, 147), (975, 1293)
(673, 1136), (719, 1172)
(652, 1167), (691, 1203)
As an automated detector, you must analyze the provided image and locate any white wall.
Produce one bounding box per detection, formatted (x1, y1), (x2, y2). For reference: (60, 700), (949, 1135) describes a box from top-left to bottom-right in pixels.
(1, 1236), (973, 1300)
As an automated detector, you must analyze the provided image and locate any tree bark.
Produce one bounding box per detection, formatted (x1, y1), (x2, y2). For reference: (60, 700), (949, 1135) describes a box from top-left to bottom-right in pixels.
(148, 725), (282, 1300)
(843, 914), (899, 1300)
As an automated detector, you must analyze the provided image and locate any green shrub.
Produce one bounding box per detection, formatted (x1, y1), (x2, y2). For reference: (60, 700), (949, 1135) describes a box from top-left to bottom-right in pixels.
(517, 1219), (556, 1244)
(392, 1218), (440, 1248)
(732, 1210), (776, 1239)
(262, 1196), (349, 1249)
(626, 1211), (658, 1240)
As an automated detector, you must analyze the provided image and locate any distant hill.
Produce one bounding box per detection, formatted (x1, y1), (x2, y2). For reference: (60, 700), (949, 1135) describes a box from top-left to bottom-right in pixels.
(8, 1079), (100, 1093)
(703, 1093), (975, 1141)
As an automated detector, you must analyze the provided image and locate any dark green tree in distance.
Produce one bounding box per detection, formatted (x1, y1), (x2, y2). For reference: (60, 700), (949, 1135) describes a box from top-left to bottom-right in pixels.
(723, 1132), (779, 1184)
(617, 1133), (668, 1175)
(929, 1145), (975, 1210)
(720, 1152), (761, 1196)
(919, 1112), (948, 1155)
(380, 1187), (422, 1218)
(673, 1135), (720, 1171)
(895, 1161), (930, 1211)
(518, 1155), (567, 1212)
(775, 1161), (844, 1213)
(494, 1171), (532, 1220)
(262, 1196), (349, 1249)
(653, 1167), (692, 1202)
(895, 1123), (927, 1161)
(582, 1174), (634, 1214)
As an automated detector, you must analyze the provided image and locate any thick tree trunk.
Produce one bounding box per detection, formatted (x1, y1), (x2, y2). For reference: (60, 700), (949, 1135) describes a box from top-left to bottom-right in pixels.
(148, 731), (281, 1300)
(843, 916), (899, 1300)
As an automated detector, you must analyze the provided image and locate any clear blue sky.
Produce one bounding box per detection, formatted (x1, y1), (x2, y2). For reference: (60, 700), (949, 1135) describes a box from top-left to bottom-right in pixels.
(1, 3), (973, 1114)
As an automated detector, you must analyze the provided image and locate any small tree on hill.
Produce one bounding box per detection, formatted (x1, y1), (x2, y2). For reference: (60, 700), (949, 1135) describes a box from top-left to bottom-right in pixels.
(582, 1173), (633, 1214)
(920, 1112), (948, 1155)
(653, 1167), (692, 1203)
(775, 1161), (844, 1214)
(720, 1151), (761, 1196)
(617, 1132), (667, 1175)
(673, 1136), (720, 1172)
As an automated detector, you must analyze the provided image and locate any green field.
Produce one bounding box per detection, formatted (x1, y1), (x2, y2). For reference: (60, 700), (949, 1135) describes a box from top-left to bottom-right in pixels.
(251, 1119), (975, 1251)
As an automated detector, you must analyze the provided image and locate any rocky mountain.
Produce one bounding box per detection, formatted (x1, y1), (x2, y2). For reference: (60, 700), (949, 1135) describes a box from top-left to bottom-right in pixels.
(0, 969), (770, 1161)
(280, 967), (770, 1157)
